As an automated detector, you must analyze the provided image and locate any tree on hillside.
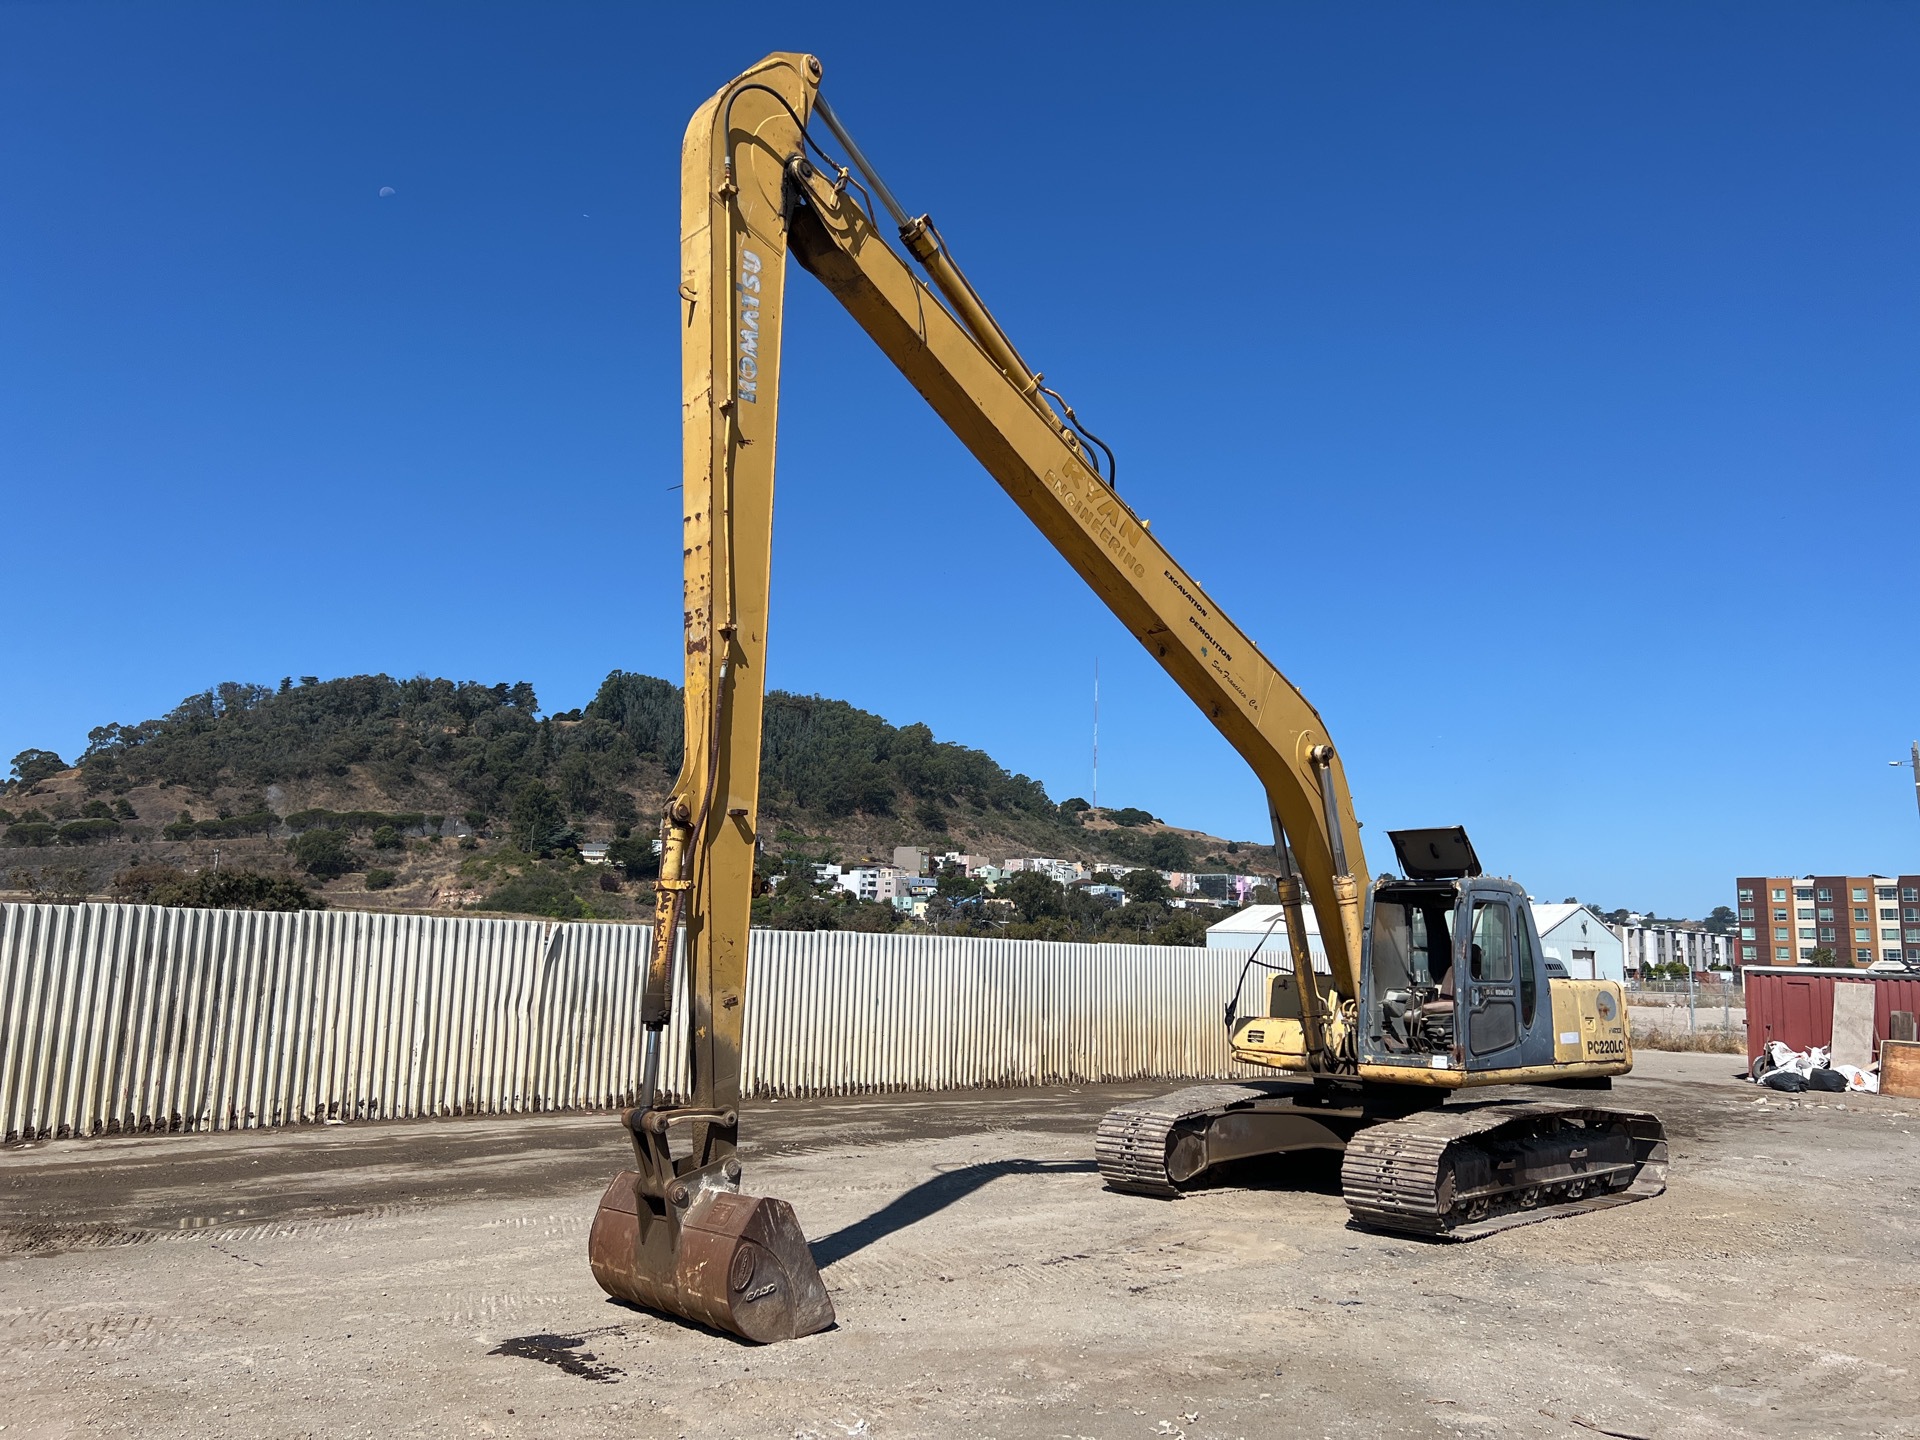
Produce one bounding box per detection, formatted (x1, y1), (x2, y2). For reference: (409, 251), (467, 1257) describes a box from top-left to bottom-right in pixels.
(935, 863), (985, 900)
(1144, 832), (1191, 870)
(1152, 910), (1212, 947)
(1121, 868), (1172, 904)
(585, 671), (684, 772)
(1003, 870), (1067, 923)
(509, 781), (571, 857)
(607, 833), (660, 881)
(9, 749), (66, 785)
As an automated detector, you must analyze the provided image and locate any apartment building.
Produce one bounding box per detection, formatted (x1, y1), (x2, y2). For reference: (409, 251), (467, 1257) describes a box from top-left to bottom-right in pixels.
(933, 851), (992, 876)
(836, 864), (908, 903)
(1612, 923), (1731, 978)
(1734, 874), (1920, 968)
(1004, 857), (1087, 885)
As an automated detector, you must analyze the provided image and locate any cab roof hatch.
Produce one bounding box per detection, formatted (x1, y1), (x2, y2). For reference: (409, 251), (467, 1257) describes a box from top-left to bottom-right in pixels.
(1387, 826), (1483, 880)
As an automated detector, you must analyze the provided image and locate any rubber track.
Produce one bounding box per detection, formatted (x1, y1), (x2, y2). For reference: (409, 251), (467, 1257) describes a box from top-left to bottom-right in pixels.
(1094, 1082), (1294, 1197)
(1339, 1100), (1668, 1239)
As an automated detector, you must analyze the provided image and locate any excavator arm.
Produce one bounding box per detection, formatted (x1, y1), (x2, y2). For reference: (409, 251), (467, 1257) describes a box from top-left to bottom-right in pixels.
(589, 50), (1370, 1342)
(781, 96), (1373, 1002)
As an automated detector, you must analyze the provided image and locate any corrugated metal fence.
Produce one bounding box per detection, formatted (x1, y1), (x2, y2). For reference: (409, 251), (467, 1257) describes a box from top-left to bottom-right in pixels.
(0, 902), (1262, 1142)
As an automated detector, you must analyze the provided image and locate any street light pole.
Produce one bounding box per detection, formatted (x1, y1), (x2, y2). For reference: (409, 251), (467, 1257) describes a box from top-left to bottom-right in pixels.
(1891, 741), (1920, 824)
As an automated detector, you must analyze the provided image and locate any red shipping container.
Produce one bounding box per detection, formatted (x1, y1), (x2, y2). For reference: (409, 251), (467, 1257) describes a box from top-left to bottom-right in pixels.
(1742, 968), (1920, 1066)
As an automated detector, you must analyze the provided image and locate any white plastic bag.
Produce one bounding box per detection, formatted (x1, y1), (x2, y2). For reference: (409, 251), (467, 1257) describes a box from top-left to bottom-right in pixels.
(1751, 1040), (1798, 1080)
(1833, 1063), (1879, 1093)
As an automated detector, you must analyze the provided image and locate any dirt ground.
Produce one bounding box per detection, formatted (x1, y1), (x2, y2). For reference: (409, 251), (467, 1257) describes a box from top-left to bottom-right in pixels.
(2, 1052), (1916, 1439)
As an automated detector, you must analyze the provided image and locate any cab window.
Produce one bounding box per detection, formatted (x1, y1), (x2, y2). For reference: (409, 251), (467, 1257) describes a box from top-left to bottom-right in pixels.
(1469, 900), (1513, 982)
(1516, 911), (1538, 1025)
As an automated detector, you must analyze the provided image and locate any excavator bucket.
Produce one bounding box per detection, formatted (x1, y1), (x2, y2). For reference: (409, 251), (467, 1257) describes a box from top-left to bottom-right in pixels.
(588, 1168), (834, 1344)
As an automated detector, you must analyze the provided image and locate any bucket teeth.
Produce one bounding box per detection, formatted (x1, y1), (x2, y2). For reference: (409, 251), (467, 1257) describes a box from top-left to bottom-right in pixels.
(588, 1171), (834, 1344)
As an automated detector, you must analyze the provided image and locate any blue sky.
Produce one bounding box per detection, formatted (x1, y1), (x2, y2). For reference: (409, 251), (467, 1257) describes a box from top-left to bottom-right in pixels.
(3, 3), (1915, 915)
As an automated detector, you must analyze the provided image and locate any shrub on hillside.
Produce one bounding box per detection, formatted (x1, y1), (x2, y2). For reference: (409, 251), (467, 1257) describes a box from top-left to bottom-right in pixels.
(163, 810), (275, 841)
(480, 866), (593, 920)
(57, 818), (123, 844)
(111, 863), (323, 912)
(288, 828), (359, 880)
(11, 862), (91, 903)
(4, 822), (59, 847)
(284, 808), (426, 836)
(112, 864), (190, 902)
(364, 868), (397, 891)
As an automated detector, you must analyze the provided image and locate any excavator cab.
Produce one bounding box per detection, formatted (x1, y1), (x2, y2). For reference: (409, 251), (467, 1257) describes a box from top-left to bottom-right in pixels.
(1361, 828), (1629, 1079)
(1363, 875), (1556, 1072)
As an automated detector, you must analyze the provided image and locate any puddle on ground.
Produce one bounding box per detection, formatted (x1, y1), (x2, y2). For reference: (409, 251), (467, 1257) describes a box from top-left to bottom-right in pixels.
(488, 1332), (623, 1383)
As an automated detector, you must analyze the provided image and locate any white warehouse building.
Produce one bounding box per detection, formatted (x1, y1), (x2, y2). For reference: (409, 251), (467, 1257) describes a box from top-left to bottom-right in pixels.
(1204, 904), (1331, 975)
(1529, 904), (1625, 983)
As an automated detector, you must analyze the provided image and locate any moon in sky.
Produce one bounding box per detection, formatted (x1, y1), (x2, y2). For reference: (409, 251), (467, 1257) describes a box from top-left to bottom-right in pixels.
(377, 186), (395, 198)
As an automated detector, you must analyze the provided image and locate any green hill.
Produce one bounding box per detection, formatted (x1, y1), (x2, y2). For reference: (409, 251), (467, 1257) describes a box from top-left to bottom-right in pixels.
(3, 672), (1277, 934)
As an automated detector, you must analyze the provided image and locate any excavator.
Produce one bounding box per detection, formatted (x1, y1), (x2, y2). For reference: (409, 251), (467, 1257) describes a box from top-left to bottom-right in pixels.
(586, 51), (1668, 1344)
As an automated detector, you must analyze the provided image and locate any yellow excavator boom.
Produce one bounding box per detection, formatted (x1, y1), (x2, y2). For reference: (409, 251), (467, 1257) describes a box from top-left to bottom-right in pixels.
(662, 52), (1369, 1055)
(591, 48), (1366, 1341)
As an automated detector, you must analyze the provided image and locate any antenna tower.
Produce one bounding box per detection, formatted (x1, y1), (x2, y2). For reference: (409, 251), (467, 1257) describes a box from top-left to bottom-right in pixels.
(1092, 659), (1099, 813)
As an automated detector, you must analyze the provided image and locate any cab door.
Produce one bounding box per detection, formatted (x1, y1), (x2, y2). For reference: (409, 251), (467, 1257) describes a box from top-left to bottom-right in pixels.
(1463, 892), (1525, 1068)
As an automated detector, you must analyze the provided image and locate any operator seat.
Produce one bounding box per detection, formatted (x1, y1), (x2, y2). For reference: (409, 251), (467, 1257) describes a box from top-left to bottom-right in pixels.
(1405, 945), (1456, 1048)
